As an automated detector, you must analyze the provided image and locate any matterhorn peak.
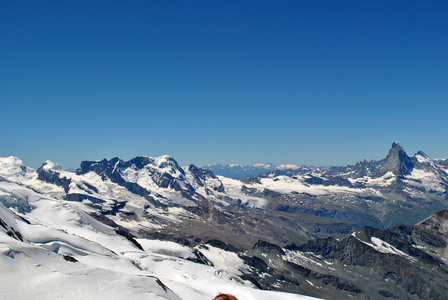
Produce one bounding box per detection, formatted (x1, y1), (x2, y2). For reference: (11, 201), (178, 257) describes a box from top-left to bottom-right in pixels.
(386, 141), (407, 158)
(382, 141), (413, 176)
(391, 141), (404, 150)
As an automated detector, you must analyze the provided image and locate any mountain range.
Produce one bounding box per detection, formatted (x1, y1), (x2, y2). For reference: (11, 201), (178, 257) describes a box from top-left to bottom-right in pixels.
(1, 142), (448, 299)
(201, 163), (313, 179)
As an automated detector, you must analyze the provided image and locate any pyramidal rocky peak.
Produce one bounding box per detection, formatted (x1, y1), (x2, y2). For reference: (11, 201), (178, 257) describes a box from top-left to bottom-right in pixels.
(380, 141), (414, 176)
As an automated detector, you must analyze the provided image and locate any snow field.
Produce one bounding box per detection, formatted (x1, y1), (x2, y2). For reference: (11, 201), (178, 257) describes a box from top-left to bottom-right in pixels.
(0, 180), (319, 299)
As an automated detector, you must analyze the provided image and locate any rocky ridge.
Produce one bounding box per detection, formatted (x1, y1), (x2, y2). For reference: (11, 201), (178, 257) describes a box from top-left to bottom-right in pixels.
(229, 208), (448, 299)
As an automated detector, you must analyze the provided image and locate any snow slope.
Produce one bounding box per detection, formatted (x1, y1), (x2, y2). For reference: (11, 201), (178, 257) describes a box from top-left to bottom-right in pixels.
(0, 177), (317, 300)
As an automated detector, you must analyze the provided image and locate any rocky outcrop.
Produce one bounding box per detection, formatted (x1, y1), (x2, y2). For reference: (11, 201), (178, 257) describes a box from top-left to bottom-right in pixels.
(37, 162), (71, 192)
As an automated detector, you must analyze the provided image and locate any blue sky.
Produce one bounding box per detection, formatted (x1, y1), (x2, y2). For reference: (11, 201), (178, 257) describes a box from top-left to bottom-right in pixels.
(1, 1), (447, 169)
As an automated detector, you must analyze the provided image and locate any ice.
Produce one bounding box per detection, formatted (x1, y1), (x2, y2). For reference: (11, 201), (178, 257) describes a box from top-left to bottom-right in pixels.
(404, 169), (445, 192)
(217, 176), (268, 208)
(0, 236), (180, 300)
(352, 233), (415, 262)
(0, 180), (319, 299)
(352, 171), (396, 188)
(220, 174), (360, 198)
(417, 155), (431, 164)
(41, 160), (63, 171)
(196, 244), (249, 274)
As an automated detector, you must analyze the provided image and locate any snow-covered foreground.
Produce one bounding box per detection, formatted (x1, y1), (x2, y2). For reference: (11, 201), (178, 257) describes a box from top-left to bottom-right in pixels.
(0, 179), (318, 300)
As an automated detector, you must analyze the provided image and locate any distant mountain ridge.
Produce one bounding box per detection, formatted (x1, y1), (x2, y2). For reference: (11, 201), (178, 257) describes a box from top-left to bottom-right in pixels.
(323, 142), (447, 186)
(202, 163), (314, 179)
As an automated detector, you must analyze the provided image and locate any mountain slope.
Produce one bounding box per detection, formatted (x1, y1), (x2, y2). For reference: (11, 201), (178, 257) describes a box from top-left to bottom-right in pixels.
(3, 162), (448, 299)
(0, 176), (316, 300)
(237, 208), (448, 299)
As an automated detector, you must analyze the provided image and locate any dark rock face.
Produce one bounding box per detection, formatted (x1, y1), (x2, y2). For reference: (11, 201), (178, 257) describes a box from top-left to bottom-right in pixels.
(242, 238), (365, 298)
(435, 158), (448, 170)
(240, 255), (269, 273)
(206, 239), (239, 253)
(63, 255), (78, 262)
(65, 193), (106, 204)
(283, 262), (363, 295)
(392, 209), (448, 260)
(253, 240), (285, 256)
(304, 175), (353, 187)
(240, 176), (261, 184)
(234, 210), (448, 299)
(37, 163), (71, 193)
(379, 141), (414, 176)
(0, 217), (23, 241)
(188, 164), (225, 192)
(289, 217), (448, 299)
(188, 164), (211, 180)
(76, 157), (120, 177)
(187, 250), (213, 266)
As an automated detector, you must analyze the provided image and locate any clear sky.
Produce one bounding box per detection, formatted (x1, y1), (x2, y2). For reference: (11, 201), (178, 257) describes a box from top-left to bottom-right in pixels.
(1, 1), (447, 169)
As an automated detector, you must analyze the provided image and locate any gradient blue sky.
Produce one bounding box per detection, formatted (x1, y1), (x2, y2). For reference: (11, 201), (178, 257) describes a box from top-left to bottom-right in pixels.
(1, 1), (447, 169)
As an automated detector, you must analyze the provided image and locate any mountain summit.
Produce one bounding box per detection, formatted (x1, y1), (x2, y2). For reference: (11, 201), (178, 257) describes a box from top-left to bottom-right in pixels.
(379, 141), (414, 176)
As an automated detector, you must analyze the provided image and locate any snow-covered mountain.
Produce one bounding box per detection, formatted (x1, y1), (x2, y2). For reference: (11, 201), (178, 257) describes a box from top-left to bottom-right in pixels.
(0, 155), (291, 248)
(3, 172), (448, 299)
(0, 176), (317, 300)
(202, 163), (312, 179)
(1, 142), (448, 299)
(2, 142), (446, 235)
(237, 142), (448, 229)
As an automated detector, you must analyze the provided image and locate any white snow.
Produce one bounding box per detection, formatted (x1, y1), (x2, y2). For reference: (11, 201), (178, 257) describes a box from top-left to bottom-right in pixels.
(351, 232), (415, 262)
(278, 164), (303, 170)
(196, 244), (249, 274)
(415, 154), (433, 165)
(253, 163), (274, 168)
(403, 168), (445, 193)
(217, 176), (268, 208)
(283, 249), (326, 269)
(222, 174), (363, 197)
(0, 156), (36, 182)
(0, 179), (319, 300)
(350, 171), (396, 188)
(41, 160), (63, 171)
(0, 235), (180, 300)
